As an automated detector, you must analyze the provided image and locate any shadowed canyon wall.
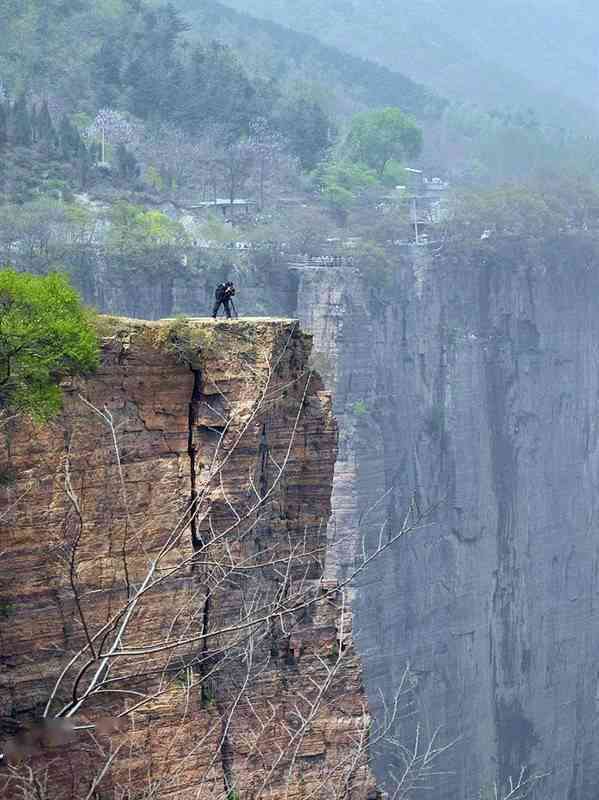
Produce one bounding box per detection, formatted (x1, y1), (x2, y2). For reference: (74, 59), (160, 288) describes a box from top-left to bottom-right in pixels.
(0, 318), (379, 800)
(4, 234), (599, 799)
(295, 240), (599, 800)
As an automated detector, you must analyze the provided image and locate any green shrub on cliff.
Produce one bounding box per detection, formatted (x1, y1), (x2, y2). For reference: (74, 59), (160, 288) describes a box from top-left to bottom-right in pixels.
(0, 270), (99, 421)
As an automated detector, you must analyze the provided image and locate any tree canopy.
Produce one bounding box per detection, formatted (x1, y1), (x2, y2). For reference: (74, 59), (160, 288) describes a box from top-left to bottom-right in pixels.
(0, 271), (99, 421)
(107, 203), (190, 258)
(345, 108), (423, 176)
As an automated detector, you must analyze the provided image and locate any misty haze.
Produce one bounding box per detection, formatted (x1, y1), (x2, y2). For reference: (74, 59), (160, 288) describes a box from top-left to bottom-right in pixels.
(0, 1), (598, 799)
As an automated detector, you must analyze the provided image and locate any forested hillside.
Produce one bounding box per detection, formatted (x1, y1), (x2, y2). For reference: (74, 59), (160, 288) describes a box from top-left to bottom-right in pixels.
(5, 1), (599, 799)
(2, 0), (599, 310)
(0, 0), (275, 133)
(207, 0), (598, 129)
(0, 0), (335, 203)
(170, 0), (445, 120)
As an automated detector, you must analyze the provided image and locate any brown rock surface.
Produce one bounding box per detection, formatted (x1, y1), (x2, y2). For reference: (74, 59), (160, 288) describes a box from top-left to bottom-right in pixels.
(0, 317), (379, 800)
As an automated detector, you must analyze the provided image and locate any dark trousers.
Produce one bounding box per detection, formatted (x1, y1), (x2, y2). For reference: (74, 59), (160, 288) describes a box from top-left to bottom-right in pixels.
(212, 298), (232, 318)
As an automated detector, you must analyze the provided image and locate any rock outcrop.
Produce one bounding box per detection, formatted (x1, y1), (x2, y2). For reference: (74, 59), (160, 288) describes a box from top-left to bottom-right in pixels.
(296, 242), (599, 800)
(0, 318), (379, 800)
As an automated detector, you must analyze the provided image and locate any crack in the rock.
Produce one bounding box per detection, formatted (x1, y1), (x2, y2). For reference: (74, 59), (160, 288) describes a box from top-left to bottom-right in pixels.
(259, 422), (269, 499)
(186, 365), (235, 793)
(187, 366), (218, 716)
(188, 368), (203, 552)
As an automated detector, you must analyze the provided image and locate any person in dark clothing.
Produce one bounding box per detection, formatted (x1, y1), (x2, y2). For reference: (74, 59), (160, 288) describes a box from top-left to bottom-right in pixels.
(212, 281), (236, 319)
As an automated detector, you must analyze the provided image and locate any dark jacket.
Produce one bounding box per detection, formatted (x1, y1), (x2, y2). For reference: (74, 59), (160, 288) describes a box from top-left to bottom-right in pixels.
(215, 283), (227, 302)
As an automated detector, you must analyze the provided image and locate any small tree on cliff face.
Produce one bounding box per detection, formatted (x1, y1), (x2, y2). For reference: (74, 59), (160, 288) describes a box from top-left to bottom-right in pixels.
(0, 271), (98, 421)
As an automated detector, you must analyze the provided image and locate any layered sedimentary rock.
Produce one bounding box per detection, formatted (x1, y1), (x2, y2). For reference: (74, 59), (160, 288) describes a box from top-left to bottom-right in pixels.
(296, 241), (599, 800)
(0, 318), (378, 800)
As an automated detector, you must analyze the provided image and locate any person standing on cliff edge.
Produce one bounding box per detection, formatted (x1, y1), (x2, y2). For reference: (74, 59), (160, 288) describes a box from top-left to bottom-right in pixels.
(212, 281), (236, 319)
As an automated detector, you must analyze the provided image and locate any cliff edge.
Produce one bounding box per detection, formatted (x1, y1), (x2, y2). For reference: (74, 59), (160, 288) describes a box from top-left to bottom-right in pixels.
(0, 317), (379, 800)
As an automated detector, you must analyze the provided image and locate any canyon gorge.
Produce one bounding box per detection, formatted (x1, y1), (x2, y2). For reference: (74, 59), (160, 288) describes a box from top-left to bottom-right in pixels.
(3, 233), (599, 799)
(295, 239), (599, 799)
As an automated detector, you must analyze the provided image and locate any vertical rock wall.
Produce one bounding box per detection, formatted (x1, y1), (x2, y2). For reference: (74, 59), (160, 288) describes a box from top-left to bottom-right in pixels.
(0, 318), (378, 800)
(297, 241), (599, 799)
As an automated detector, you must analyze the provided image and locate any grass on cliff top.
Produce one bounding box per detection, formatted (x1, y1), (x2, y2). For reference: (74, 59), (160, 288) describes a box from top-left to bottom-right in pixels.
(94, 316), (299, 334)
(94, 315), (302, 370)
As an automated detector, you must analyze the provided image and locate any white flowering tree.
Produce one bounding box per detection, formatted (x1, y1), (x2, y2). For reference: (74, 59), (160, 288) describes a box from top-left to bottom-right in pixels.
(85, 108), (135, 164)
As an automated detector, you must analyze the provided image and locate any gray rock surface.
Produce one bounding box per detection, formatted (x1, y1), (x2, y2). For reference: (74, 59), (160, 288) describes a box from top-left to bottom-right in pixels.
(296, 243), (599, 799)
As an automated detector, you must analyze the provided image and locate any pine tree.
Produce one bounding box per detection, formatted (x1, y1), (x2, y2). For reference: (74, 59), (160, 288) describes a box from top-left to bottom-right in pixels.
(30, 104), (39, 143)
(37, 100), (56, 144)
(93, 38), (123, 108)
(12, 94), (32, 147)
(0, 102), (8, 150)
(116, 143), (139, 180)
(59, 114), (83, 161)
(277, 97), (331, 171)
(78, 144), (93, 189)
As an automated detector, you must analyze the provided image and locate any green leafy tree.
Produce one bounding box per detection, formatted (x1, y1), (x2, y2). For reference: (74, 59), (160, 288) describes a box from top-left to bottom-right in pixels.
(107, 203), (190, 317)
(0, 270), (99, 421)
(346, 107), (423, 177)
(380, 159), (407, 187)
(313, 159), (377, 222)
(315, 159), (378, 194)
(108, 203), (189, 257)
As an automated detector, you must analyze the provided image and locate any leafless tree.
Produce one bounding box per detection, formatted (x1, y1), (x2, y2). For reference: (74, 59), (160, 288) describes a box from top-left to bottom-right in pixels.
(246, 119), (286, 212)
(475, 768), (548, 800)
(0, 322), (472, 799)
(220, 139), (254, 208)
(135, 124), (205, 196)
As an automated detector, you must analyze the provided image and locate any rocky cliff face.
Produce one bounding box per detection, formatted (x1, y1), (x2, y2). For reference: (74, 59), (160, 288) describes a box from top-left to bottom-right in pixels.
(0, 318), (378, 800)
(296, 241), (599, 800)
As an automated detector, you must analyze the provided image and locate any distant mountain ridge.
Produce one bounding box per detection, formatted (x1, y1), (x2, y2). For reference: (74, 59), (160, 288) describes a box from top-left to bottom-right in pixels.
(169, 0), (446, 120)
(202, 0), (598, 128)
